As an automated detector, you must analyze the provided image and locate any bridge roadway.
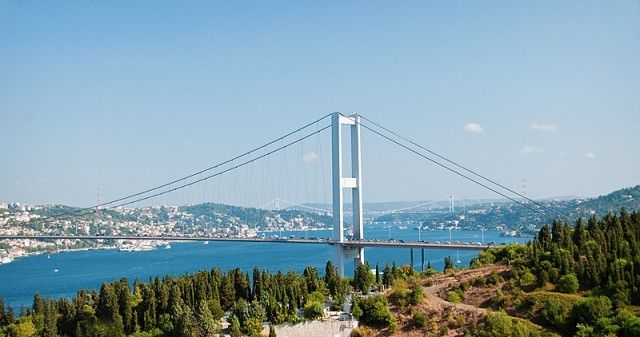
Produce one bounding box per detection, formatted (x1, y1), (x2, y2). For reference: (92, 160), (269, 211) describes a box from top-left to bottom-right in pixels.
(0, 235), (493, 250)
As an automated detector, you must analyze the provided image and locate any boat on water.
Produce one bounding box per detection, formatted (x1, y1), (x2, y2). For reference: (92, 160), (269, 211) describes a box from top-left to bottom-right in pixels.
(165, 244), (172, 249)
(53, 269), (59, 273)
(0, 256), (14, 264)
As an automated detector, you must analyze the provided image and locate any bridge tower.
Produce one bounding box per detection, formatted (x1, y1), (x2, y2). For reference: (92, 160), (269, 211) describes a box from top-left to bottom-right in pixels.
(332, 112), (364, 276)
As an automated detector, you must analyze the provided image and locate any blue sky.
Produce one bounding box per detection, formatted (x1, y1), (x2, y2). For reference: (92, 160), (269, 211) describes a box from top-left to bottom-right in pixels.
(1, 1), (639, 206)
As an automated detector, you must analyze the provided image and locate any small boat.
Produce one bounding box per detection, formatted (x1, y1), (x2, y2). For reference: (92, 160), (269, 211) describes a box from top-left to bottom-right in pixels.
(53, 269), (59, 273)
(165, 244), (172, 249)
(203, 241), (209, 245)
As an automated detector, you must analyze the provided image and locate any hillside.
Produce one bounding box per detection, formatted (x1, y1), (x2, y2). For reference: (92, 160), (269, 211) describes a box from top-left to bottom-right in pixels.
(352, 210), (640, 337)
(372, 185), (640, 235)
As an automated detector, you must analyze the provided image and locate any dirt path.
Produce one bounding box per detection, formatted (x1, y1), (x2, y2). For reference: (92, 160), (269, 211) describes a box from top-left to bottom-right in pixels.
(423, 266), (510, 317)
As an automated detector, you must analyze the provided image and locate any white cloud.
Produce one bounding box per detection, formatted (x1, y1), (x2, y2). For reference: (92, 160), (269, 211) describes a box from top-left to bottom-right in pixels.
(464, 123), (484, 134)
(302, 151), (319, 163)
(521, 145), (543, 155)
(530, 121), (558, 132)
(584, 152), (596, 160)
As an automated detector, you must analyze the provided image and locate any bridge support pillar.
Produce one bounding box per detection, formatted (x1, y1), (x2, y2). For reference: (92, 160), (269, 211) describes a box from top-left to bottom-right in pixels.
(421, 249), (425, 271)
(332, 112), (364, 276)
(410, 249), (414, 269)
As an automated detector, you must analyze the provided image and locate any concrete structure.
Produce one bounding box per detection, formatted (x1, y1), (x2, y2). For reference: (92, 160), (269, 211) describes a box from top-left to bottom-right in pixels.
(332, 112), (364, 276)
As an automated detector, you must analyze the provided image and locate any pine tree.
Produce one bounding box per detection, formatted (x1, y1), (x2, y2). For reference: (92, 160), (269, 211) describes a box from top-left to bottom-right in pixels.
(269, 324), (277, 337)
(196, 300), (219, 337)
(97, 284), (125, 337)
(230, 314), (242, 337)
(444, 256), (454, 272)
(43, 301), (57, 337)
(324, 261), (340, 297)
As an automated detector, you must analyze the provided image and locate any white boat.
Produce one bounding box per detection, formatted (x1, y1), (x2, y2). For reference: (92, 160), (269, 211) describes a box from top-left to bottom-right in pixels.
(203, 241), (209, 245)
(53, 269), (59, 273)
(165, 244), (172, 249)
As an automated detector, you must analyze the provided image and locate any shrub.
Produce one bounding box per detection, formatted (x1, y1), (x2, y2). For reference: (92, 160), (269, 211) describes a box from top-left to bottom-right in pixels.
(556, 274), (579, 294)
(447, 290), (462, 303)
(303, 301), (324, 320)
(354, 295), (395, 329)
(409, 285), (425, 306)
(519, 270), (537, 291)
(540, 297), (571, 331)
(571, 296), (612, 326)
(351, 326), (375, 337)
(472, 276), (486, 287)
(412, 312), (426, 327)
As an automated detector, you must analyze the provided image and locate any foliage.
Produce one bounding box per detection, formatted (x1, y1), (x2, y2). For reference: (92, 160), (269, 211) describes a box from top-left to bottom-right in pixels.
(412, 312), (426, 328)
(556, 274), (579, 294)
(350, 326), (375, 337)
(303, 301), (323, 320)
(353, 295), (395, 329)
(353, 262), (375, 294)
(0, 262), (347, 337)
(447, 290), (462, 303)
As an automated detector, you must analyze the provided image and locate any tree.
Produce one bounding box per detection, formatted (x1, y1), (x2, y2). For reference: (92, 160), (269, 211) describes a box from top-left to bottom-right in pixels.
(353, 262), (374, 294)
(96, 284), (125, 337)
(353, 295), (394, 329)
(480, 311), (512, 337)
(556, 273), (579, 294)
(230, 315), (242, 337)
(303, 266), (321, 293)
(196, 300), (219, 337)
(540, 297), (571, 331)
(444, 256), (455, 272)
(382, 264), (392, 287)
(572, 296), (612, 327)
(269, 324), (277, 337)
(42, 301), (58, 337)
(324, 261), (340, 297)
(243, 317), (264, 337)
(7, 316), (37, 337)
(303, 301), (323, 320)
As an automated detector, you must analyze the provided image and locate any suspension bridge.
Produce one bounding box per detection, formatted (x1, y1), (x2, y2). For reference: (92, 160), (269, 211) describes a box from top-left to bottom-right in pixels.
(1, 112), (556, 275)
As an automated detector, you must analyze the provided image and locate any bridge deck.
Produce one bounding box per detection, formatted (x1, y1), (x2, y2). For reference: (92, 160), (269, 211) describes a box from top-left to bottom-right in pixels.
(0, 235), (495, 250)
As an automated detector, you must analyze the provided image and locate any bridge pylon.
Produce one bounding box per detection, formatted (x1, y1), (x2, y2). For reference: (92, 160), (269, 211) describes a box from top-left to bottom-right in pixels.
(332, 112), (364, 276)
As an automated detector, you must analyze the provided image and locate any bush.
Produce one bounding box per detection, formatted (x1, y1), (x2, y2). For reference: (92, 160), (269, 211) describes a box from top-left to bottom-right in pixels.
(409, 285), (425, 306)
(519, 270), (537, 291)
(472, 276), (486, 287)
(412, 312), (426, 327)
(303, 301), (324, 320)
(350, 326), (375, 337)
(540, 297), (571, 331)
(571, 296), (612, 326)
(354, 295), (395, 329)
(388, 281), (410, 307)
(447, 290), (462, 303)
(351, 303), (363, 319)
(556, 274), (579, 294)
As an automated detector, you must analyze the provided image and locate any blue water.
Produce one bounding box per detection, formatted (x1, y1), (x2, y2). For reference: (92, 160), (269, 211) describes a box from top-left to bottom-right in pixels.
(0, 228), (528, 309)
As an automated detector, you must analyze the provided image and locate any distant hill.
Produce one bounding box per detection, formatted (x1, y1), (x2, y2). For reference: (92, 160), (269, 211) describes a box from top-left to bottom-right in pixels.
(568, 185), (640, 218)
(370, 185), (640, 234)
